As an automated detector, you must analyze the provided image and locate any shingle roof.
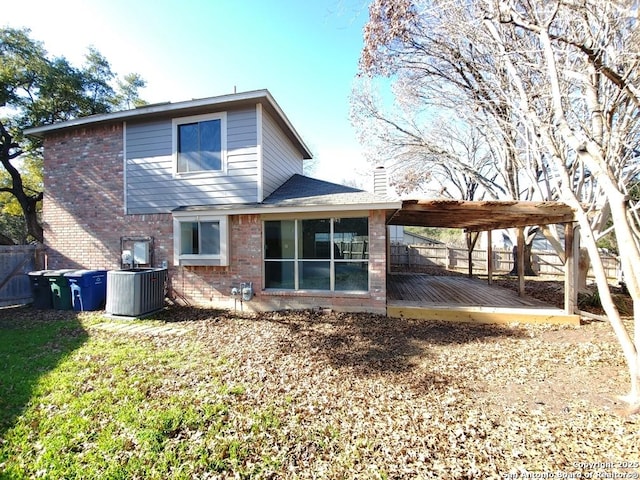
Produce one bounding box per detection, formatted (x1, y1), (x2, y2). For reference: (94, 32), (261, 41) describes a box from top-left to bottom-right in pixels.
(262, 174), (393, 207)
(173, 174), (400, 214)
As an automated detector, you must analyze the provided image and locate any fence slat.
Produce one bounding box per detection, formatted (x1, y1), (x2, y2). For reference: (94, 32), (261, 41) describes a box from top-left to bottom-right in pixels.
(390, 244), (619, 282)
(0, 245), (44, 307)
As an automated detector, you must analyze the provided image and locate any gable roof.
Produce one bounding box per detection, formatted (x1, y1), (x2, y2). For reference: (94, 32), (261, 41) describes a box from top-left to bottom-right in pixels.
(24, 89), (312, 159)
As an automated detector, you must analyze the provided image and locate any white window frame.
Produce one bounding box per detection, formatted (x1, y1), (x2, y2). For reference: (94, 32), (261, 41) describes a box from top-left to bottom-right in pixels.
(172, 214), (229, 266)
(263, 216), (369, 292)
(172, 112), (227, 177)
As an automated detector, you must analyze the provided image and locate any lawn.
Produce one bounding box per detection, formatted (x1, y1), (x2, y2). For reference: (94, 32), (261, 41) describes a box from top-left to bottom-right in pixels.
(0, 306), (638, 479)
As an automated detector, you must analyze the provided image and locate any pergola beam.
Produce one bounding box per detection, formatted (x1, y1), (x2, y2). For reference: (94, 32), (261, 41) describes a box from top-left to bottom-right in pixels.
(388, 199), (575, 232)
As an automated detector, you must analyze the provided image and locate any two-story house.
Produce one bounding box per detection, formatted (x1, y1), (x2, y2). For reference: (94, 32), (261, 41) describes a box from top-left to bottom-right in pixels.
(26, 89), (400, 313)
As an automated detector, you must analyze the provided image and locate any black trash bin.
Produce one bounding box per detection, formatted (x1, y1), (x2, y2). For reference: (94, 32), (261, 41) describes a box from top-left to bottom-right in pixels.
(43, 269), (76, 310)
(27, 270), (55, 309)
(65, 270), (108, 311)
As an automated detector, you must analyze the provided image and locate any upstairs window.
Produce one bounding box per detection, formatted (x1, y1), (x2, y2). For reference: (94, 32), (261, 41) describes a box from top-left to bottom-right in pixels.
(173, 113), (226, 174)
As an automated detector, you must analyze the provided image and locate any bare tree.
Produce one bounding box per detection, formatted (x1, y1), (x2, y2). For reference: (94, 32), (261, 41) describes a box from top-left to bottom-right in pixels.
(352, 85), (503, 198)
(483, 0), (640, 410)
(356, 0), (640, 409)
(352, 0), (552, 273)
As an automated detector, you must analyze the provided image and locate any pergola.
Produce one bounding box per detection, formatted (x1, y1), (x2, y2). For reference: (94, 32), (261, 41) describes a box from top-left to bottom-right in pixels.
(386, 199), (579, 316)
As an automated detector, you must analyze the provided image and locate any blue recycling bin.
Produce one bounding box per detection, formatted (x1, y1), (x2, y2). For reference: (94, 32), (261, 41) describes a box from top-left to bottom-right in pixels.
(27, 270), (56, 309)
(64, 270), (108, 311)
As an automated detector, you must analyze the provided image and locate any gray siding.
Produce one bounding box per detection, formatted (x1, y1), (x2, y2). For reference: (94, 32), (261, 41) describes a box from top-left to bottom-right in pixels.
(261, 109), (304, 200)
(125, 109), (259, 214)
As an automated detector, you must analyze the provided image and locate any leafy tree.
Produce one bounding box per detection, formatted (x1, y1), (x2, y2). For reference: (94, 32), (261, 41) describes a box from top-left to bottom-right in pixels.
(0, 155), (41, 244)
(114, 73), (148, 110)
(356, 0), (640, 410)
(0, 28), (146, 244)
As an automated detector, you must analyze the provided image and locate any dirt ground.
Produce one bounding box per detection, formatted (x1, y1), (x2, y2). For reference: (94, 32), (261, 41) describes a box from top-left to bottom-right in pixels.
(152, 288), (638, 419)
(452, 272), (635, 414)
(492, 276), (633, 315)
(186, 306), (633, 415)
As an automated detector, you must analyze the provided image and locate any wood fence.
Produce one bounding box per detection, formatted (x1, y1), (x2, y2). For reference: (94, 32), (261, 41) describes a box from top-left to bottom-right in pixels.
(0, 244), (44, 307)
(390, 244), (620, 281)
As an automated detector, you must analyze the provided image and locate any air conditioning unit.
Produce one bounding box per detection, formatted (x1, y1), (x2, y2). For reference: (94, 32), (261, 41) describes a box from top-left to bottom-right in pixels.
(106, 268), (167, 317)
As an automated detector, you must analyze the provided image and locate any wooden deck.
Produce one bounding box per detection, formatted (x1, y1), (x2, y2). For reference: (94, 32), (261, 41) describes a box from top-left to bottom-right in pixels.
(386, 273), (580, 325)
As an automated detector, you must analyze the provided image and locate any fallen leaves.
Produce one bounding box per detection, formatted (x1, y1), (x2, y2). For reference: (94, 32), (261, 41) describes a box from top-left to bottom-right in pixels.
(2, 305), (639, 478)
(173, 308), (639, 478)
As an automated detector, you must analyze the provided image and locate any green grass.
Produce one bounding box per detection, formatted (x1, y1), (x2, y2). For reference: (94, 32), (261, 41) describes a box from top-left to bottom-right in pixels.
(0, 311), (296, 479)
(0, 311), (88, 437)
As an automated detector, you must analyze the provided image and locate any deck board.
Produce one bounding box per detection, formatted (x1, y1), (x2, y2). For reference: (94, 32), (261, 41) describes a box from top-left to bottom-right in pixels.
(386, 273), (579, 325)
(387, 273), (550, 308)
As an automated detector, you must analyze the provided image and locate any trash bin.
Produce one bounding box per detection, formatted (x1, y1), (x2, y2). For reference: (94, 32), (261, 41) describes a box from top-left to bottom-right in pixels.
(27, 270), (56, 309)
(64, 270), (108, 311)
(44, 269), (76, 310)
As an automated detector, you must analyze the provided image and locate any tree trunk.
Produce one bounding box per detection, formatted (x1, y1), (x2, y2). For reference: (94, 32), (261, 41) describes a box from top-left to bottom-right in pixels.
(573, 195), (640, 407)
(577, 248), (590, 293)
(0, 232), (16, 245)
(466, 231), (479, 278)
(509, 242), (536, 276)
(534, 24), (640, 407)
(23, 195), (43, 244)
(608, 195), (640, 407)
(1, 122), (44, 243)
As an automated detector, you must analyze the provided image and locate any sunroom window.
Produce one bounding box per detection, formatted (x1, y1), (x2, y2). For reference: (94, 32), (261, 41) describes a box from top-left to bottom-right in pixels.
(264, 217), (368, 291)
(173, 113), (226, 174)
(173, 215), (228, 266)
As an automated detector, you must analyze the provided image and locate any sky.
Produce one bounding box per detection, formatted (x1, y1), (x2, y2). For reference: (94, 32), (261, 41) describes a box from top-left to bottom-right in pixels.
(4, 0), (376, 187)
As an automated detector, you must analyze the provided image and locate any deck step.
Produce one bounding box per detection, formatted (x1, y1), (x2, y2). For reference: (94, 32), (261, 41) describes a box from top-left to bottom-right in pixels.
(387, 304), (580, 326)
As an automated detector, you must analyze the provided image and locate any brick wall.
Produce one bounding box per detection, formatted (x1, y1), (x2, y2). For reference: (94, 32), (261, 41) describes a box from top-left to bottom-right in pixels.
(43, 124), (387, 314)
(171, 214), (263, 307)
(171, 212), (387, 315)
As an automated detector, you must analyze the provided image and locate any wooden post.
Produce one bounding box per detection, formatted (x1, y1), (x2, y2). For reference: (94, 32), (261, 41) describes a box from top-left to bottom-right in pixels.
(564, 222), (577, 315)
(487, 230), (493, 285)
(466, 231), (479, 278)
(517, 227), (525, 297)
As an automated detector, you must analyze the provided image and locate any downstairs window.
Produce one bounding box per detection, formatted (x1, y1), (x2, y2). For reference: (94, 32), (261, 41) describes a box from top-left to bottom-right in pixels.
(173, 215), (229, 266)
(264, 217), (368, 291)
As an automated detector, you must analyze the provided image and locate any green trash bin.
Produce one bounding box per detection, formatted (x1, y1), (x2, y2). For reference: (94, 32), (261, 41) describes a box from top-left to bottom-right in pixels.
(44, 269), (76, 310)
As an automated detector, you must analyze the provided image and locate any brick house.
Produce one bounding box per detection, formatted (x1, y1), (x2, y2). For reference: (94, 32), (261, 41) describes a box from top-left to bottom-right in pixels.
(26, 90), (400, 314)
